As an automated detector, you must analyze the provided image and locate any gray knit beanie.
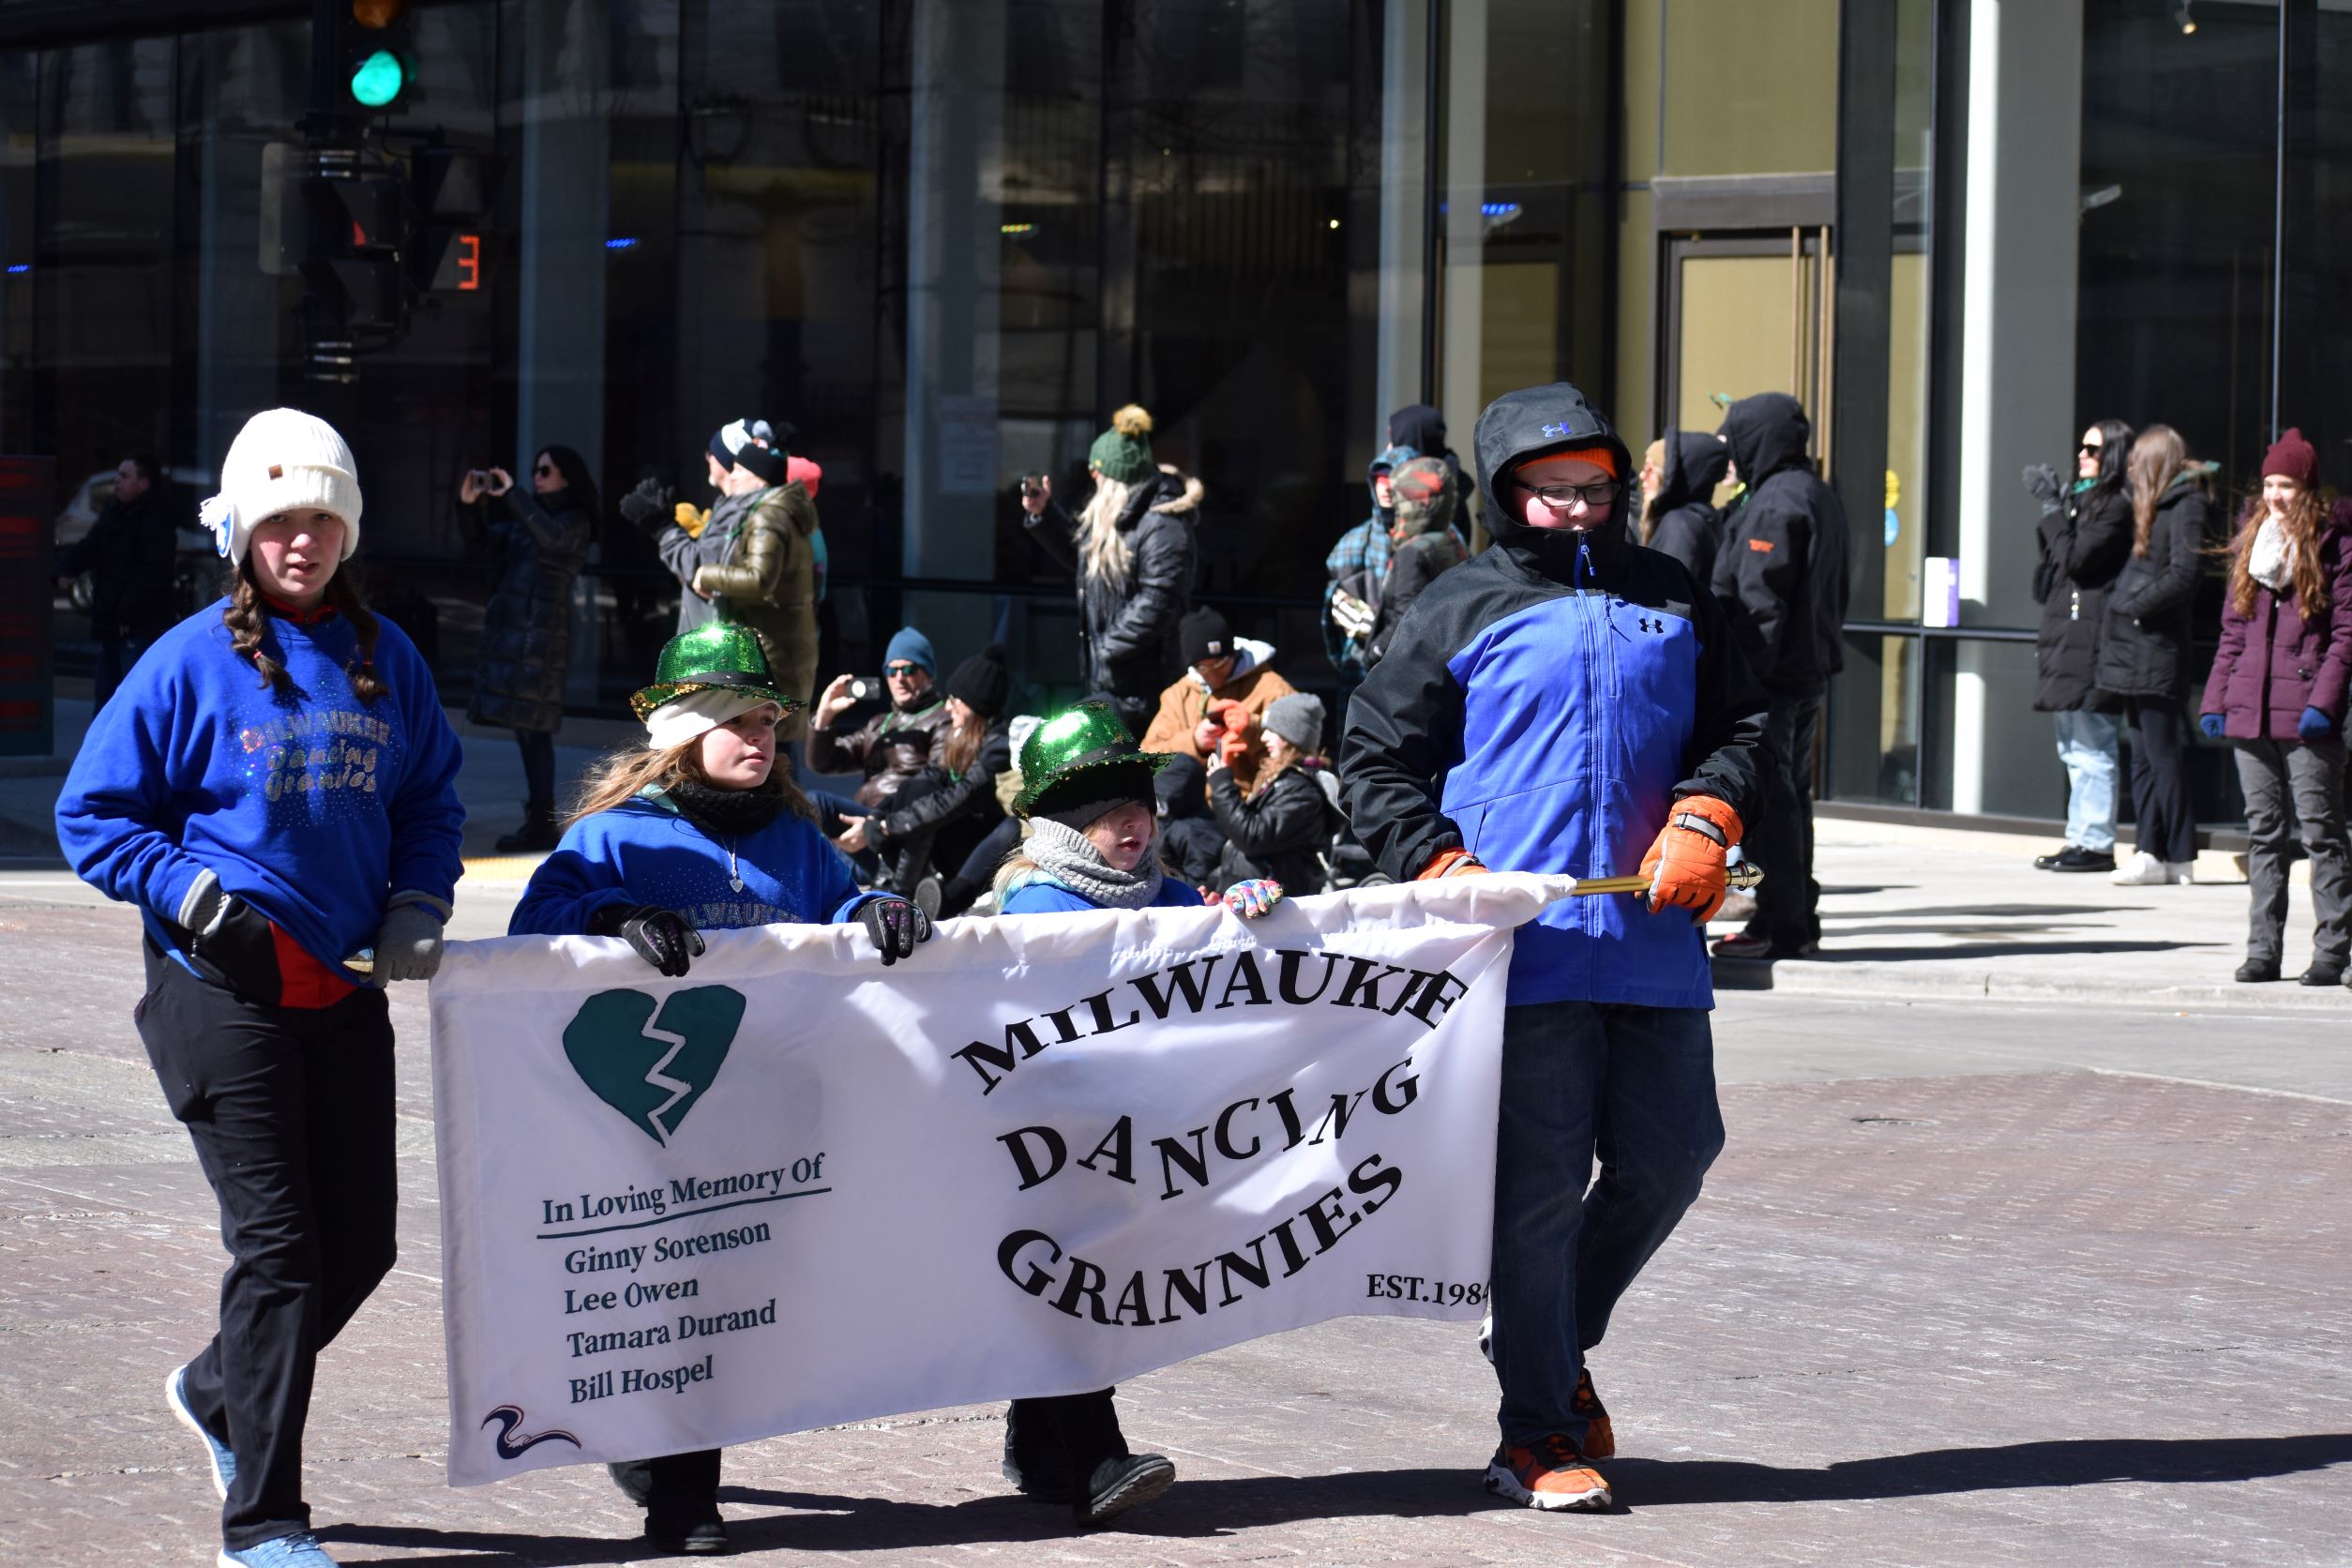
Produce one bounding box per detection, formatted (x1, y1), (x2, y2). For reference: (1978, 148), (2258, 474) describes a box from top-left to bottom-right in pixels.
(1262, 691), (1326, 752)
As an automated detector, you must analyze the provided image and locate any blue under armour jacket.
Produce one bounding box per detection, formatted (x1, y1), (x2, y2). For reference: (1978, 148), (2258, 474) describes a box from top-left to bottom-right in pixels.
(511, 790), (883, 937)
(56, 601), (466, 978)
(1338, 382), (1772, 1010)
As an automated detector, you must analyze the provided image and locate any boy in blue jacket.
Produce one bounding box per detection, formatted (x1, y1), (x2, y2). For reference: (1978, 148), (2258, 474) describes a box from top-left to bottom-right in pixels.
(1340, 382), (1771, 1514)
(57, 408), (465, 1568)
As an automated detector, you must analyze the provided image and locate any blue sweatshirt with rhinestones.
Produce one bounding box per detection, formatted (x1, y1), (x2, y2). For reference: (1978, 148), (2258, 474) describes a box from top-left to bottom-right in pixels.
(509, 790), (884, 938)
(56, 602), (467, 976)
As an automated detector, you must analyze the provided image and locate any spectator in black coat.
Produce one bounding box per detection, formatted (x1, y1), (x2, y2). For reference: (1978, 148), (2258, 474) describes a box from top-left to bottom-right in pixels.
(1210, 692), (1341, 895)
(1640, 429), (1730, 588)
(2028, 419), (2134, 873)
(2097, 425), (2213, 886)
(848, 643), (1015, 899)
(56, 452), (178, 705)
(1709, 393), (1849, 960)
(1153, 753), (1228, 892)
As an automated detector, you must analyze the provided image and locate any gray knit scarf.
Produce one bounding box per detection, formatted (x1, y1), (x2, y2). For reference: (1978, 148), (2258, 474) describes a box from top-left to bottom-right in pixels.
(1018, 816), (1163, 910)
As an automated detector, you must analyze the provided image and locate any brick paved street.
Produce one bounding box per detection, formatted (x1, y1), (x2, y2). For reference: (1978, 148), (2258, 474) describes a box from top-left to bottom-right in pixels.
(3, 879), (2348, 1566)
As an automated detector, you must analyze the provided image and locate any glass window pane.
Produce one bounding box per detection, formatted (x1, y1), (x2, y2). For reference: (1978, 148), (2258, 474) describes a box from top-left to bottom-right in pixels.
(1659, 0), (1836, 176)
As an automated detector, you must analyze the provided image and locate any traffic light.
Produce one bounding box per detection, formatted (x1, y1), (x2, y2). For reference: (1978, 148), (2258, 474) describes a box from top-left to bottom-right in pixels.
(341, 0), (415, 117)
(299, 148), (409, 338)
(410, 146), (490, 295)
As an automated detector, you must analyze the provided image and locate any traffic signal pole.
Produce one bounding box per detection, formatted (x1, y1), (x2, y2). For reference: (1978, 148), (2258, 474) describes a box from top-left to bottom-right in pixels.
(304, 0), (358, 388)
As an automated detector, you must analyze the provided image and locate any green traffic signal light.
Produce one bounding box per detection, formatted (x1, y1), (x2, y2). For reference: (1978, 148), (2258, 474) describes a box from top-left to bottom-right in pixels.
(350, 49), (406, 109)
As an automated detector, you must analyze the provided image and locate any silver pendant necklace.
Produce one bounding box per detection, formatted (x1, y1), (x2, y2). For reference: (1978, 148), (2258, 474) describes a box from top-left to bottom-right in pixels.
(724, 837), (744, 893)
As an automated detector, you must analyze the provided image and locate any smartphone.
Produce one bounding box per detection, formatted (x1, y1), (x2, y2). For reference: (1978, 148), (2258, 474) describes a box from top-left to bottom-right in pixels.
(1018, 475), (1043, 500)
(845, 675), (886, 702)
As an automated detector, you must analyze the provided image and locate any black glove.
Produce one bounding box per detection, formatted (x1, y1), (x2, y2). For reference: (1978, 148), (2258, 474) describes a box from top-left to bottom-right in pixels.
(617, 475), (671, 528)
(857, 896), (931, 966)
(589, 903), (704, 977)
(2021, 463), (2063, 514)
(171, 870), (284, 1001)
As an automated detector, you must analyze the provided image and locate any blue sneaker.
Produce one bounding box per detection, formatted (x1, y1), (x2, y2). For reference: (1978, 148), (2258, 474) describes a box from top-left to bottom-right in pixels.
(217, 1532), (339, 1567)
(166, 1363), (235, 1500)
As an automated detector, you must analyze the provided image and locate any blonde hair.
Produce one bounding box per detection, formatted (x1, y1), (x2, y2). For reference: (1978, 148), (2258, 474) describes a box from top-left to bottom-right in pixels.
(1078, 474), (1138, 587)
(567, 736), (813, 826)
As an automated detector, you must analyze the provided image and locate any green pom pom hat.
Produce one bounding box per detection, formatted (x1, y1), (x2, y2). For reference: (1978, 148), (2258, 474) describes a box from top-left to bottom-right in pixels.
(629, 621), (799, 722)
(1014, 701), (1177, 821)
(1086, 403), (1157, 485)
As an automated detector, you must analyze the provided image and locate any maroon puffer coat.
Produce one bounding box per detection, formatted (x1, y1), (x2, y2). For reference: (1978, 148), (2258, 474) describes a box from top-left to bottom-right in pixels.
(2200, 516), (2352, 741)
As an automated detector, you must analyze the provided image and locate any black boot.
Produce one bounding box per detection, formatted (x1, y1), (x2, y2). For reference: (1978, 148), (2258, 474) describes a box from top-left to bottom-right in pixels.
(496, 801), (562, 853)
(637, 1449), (729, 1555)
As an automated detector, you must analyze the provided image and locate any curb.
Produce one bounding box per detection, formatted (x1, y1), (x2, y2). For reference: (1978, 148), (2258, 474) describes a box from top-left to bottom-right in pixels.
(1713, 957), (2352, 1013)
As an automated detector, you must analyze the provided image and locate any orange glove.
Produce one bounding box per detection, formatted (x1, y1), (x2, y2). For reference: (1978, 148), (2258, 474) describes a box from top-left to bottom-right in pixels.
(1218, 728), (1252, 767)
(1211, 701), (1250, 737)
(1416, 847), (1487, 880)
(1639, 794), (1743, 923)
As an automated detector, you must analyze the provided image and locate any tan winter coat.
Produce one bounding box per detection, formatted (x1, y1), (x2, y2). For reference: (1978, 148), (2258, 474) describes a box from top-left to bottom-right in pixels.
(1139, 640), (1296, 796)
(693, 481), (820, 739)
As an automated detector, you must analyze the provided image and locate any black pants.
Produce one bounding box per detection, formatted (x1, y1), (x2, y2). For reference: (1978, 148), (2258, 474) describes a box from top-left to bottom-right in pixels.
(515, 728), (557, 815)
(609, 1449), (722, 1526)
(1747, 688), (1824, 947)
(2123, 696), (2196, 865)
(1005, 1391), (1129, 1494)
(136, 944), (398, 1549)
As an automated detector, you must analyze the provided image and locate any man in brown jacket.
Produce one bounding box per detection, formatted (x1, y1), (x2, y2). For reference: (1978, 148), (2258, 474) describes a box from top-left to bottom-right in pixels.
(690, 441), (821, 740)
(1140, 606), (1296, 796)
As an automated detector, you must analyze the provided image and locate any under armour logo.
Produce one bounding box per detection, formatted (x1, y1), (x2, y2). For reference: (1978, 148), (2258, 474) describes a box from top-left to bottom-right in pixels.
(1637, 615), (1665, 634)
(1539, 422), (1573, 440)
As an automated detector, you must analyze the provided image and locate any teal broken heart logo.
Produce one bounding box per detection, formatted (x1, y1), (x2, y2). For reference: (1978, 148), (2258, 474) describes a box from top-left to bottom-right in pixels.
(561, 987), (748, 1146)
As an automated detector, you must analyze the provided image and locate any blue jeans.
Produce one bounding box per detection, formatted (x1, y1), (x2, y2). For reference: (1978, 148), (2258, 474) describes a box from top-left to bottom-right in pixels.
(2054, 708), (2119, 852)
(1489, 1001), (1724, 1447)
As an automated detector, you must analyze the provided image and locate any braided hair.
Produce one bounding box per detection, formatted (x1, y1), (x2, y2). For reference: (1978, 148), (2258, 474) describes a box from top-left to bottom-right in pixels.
(221, 556), (389, 705)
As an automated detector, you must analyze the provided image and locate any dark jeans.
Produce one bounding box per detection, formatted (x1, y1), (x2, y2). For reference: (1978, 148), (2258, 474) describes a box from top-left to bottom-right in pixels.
(1005, 1390), (1129, 1493)
(942, 815), (1025, 915)
(1488, 1001), (1723, 1448)
(515, 729), (557, 815)
(135, 944), (398, 1550)
(2235, 736), (2351, 967)
(2123, 696), (2196, 865)
(1748, 688), (1823, 946)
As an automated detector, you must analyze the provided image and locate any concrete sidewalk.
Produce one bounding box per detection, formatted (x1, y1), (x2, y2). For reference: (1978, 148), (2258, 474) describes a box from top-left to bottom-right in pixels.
(1722, 813), (2348, 1013)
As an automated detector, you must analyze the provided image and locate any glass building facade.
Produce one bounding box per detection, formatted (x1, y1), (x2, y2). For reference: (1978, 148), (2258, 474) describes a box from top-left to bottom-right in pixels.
(5, 0), (2347, 829)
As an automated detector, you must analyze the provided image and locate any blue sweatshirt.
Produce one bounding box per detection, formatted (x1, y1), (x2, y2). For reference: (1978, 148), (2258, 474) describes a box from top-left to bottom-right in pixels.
(1000, 872), (1203, 915)
(510, 790), (884, 937)
(56, 602), (467, 977)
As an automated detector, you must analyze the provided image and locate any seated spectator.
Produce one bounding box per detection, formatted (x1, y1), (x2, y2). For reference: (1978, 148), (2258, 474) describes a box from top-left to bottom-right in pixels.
(1153, 752), (1229, 893)
(806, 627), (955, 831)
(1209, 692), (1341, 895)
(1367, 456), (1468, 665)
(841, 644), (1014, 902)
(1140, 607), (1297, 794)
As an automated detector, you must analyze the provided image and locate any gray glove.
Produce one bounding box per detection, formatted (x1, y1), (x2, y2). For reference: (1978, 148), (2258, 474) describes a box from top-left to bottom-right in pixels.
(618, 475), (673, 530)
(2021, 463), (2063, 515)
(372, 901), (446, 986)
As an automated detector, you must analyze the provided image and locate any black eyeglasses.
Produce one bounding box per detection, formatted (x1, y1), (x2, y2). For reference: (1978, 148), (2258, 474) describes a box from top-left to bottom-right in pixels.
(884, 663), (923, 677)
(1527, 480), (1623, 509)
(2078, 443), (2103, 455)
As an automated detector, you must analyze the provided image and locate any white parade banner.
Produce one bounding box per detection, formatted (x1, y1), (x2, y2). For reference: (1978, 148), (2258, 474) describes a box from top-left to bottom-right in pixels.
(428, 873), (1572, 1485)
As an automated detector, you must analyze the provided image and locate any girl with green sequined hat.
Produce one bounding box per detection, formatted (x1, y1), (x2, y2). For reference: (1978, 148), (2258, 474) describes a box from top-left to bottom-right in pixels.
(987, 699), (1287, 1528)
(509, 618), (932, 1554)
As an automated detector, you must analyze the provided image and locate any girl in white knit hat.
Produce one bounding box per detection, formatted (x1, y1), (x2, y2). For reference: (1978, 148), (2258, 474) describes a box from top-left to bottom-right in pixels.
(55, 407), (466, 1568)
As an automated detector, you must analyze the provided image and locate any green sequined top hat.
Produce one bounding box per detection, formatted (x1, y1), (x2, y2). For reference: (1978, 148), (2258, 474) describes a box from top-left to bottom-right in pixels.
(1013, 700), (1177, 818)
(628, 621), (799, 722)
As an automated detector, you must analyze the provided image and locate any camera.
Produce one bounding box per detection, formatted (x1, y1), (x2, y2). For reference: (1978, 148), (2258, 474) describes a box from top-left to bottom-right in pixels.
(845, 675), (885, 702)
(1018, 475), (1043, 500)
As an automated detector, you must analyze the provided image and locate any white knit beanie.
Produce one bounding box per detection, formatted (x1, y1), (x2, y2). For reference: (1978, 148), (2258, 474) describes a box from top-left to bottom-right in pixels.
(199, 409), (364, 567)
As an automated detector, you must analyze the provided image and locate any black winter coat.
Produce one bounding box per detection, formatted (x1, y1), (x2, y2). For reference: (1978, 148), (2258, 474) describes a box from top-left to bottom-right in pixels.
(1712, 394), (1850, 694)
(468, 489), (592, 733)
(2031, 481), (2132, 712)
(1024, 469), (1201, 707)
(866, 720), (1012, 862)
(1644, 428), (1730, 588)
(62, 493), (179, 638)
(1153, 754), (1228, 887)
(2095, 482), (2212, 700)
(1210, 761), (1340, 895)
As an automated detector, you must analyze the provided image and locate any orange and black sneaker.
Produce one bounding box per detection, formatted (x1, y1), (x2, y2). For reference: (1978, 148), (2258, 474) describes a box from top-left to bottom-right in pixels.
(1573, 1365), (1615, 1459)
(1485, 1433), (1613, 1512)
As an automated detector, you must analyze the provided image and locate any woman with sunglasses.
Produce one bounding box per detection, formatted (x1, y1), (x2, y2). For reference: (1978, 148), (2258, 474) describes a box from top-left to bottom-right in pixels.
(2028, 420), (2134, 873)
(458, 445), (598, 852)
